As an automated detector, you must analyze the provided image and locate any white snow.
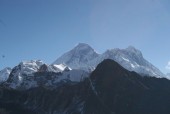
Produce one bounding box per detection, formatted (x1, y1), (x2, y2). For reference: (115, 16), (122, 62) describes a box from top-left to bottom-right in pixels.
(122, 57), (130, 62)
(53, 44), (165, 78)
(53, 64), (65, 71)
(18, 73), (22, 81)
(52, 69), (88, 84)
(130, 63), (135, 68)
(53, 64), (71, 71)
(0, 67), (11, 83)
(2, 44), (166, 89)
(20, 60), (44, 75)
(5, 59), (88, 89)
(53, 43), (100, 71)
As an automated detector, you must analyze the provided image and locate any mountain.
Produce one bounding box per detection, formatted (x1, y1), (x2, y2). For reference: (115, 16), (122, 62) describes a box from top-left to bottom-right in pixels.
(53, 43), (164, 78)
(95, 46), (164, 77)
(166, 73), (170, 77)
(86, 59), (170, 114)
(0, 43), (164, 85)
(53, 43), (100, 71)
(0, 59), (170, 114)
(0, 67), (11, 83)
(4, 60), (88, 89)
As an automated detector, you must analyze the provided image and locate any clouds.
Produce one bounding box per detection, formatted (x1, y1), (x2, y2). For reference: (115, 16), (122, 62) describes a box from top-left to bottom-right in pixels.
(165, 61), (170, 70)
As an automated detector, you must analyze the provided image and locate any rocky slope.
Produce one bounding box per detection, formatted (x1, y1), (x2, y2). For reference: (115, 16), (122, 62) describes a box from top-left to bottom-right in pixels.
(3, 60), (87, 90)
(0, 59), (170, 114)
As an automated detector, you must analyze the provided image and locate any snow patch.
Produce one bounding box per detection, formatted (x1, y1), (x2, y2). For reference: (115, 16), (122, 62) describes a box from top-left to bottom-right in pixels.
(130, 63), (135, 68)
(122, 57), (130, 62)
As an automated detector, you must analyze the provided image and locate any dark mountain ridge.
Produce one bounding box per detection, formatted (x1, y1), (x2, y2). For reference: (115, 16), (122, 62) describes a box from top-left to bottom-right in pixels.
(0, 59), (170, 114)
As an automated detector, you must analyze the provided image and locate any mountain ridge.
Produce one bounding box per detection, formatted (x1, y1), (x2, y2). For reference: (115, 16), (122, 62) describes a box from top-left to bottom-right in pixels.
(53, 43), (165, 78)
(0, 59), (170, 114)
(3, 60), (88, 89)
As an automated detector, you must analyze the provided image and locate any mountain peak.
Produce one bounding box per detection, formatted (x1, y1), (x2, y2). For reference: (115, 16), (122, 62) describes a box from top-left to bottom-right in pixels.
(125, 46), (143, 57)
(76, 43), (90, 47)
(126, 45), (137, 50)
(19, 60), (44, 66)
(53, 43), (164, 78)
(90, 59), (136, 89)
(53, 43), (99, 70)
(71, 43), (98, 56)
(73, 43), (94, 52)
(91, 59), (128, 79)
(126, 45), (142, 53)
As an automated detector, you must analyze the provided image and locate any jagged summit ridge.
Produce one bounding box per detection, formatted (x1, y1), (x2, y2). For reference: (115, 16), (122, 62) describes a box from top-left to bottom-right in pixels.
(4, 60), (87, 89)
(53, 43), (164, 78)
(0, 60), (170, 114)
(0, 43), (166, 87)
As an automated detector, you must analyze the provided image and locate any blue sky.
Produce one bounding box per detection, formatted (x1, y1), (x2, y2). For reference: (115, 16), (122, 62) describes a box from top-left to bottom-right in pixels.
(0, 0), (170, 73)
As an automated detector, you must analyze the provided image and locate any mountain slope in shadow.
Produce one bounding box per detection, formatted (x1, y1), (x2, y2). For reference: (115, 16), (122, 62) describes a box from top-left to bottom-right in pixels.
(0, 59), (170, 114)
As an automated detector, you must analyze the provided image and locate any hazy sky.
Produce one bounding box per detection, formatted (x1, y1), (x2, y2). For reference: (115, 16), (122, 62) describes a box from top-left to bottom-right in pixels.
(0, 0), (170, 73)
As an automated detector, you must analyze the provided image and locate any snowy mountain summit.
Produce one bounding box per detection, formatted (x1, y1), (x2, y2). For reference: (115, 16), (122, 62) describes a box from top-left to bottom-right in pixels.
(53, 43), (164, 78)
(0, 67), (12, 83)
(5, 60), (87, 89)
(0, 43), (166, 88)
(53, 43), (99, 71)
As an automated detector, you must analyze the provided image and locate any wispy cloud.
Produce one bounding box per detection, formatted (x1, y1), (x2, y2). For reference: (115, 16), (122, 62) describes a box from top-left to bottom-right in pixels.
(165, 61), (170, 70)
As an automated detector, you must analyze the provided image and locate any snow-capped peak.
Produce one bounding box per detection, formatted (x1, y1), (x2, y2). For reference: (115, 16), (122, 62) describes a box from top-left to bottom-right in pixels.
(53, 44), (165, 78)
(75, 43), (93, 50)
(9, 60), (72, 78)
(126, 46), (139, 51)
(125, 46), (143, 57)
(53, 43), (100, 71)
(19, 60), (44, 75)
(72, 43), (99, 56)
(0, 67), (12, 83)
(4, 59), (88, 89)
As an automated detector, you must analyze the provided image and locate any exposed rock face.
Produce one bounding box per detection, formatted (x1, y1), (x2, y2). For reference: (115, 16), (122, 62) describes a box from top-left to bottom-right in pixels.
(3, 60), (88, 90)
(38, 64), (48, 72)
(0, 59), (170, 114)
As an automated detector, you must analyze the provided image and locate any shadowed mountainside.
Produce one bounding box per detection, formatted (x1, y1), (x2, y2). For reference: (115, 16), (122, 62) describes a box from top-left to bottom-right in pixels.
(0, 59), (170, 114)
